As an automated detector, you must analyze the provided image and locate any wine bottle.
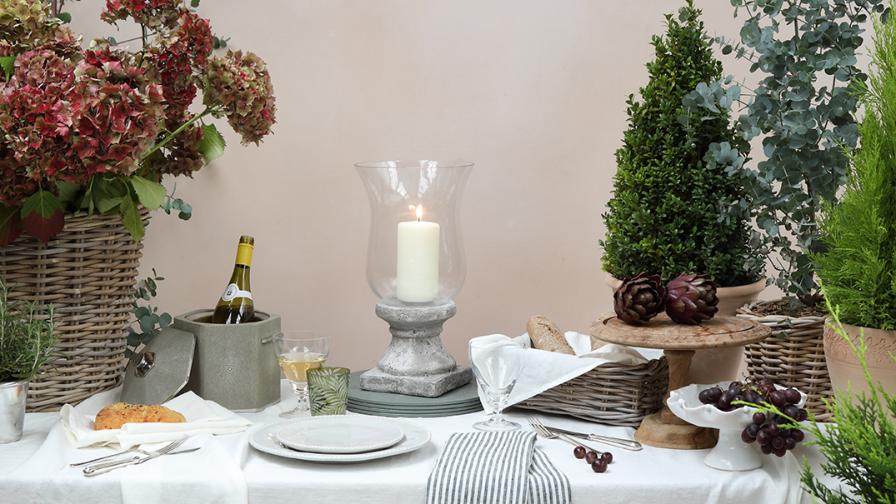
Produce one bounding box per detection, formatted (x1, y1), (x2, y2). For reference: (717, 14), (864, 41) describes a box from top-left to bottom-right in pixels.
(212, 235), (255, 324)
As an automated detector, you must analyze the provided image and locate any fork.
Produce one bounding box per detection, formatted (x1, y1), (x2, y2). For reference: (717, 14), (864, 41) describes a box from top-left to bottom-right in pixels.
(528, 417), (609, 456)
(528, 416), (642, 451)
(71, 446), (152, 468)
(82, 438), (189, 477)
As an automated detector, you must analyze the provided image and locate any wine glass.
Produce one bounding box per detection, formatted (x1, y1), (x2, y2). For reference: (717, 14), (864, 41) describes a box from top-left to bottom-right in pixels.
(469, 338), (523, 431)
(275, 332), (329, 418)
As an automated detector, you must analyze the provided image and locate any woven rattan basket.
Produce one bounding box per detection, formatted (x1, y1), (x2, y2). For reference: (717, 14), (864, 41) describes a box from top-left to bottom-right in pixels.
(0, 212), (148, 412)
(517, 357), (669, 427)
(737, 304), (831, 420)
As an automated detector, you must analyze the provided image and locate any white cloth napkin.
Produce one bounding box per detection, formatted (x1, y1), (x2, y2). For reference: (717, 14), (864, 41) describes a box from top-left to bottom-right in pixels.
(61, 389), (252, 449)
(470, 332), (662, 407)
(4, 387), (251, 504)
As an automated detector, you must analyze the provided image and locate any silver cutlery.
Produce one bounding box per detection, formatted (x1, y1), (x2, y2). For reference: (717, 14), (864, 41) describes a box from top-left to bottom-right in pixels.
(528, 416), (642, 451)
(529, 417), (606, 456)
(72, 446), (152, 468)
(82, 438), (191, 477)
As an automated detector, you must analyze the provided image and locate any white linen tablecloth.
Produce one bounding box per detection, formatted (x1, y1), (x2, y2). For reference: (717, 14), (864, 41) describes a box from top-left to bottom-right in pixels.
(0, 380), (828, 504)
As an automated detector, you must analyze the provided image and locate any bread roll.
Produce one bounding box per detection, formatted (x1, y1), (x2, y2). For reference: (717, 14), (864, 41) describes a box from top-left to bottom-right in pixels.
(94, 402), (186, 430)
(527, 315), (575, 354)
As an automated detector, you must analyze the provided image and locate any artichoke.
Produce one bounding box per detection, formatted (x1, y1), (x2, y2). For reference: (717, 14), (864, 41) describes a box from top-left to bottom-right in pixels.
(613, 273), (665, 324)
(665, 273), (719, 324)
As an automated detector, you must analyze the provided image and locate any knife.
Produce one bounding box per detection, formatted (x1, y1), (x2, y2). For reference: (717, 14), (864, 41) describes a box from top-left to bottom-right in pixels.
(540, 424), (642, 451)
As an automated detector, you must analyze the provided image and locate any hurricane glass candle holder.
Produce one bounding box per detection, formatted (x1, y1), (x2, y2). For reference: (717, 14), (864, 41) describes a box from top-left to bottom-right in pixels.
(355, 160), (474, 397)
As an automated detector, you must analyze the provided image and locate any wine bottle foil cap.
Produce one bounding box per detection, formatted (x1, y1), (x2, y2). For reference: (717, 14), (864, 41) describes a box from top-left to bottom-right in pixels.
(239, 235), (255, 245)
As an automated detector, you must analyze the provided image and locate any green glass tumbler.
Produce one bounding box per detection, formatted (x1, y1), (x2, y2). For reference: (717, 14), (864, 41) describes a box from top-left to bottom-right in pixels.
(307, 367), (350, 416)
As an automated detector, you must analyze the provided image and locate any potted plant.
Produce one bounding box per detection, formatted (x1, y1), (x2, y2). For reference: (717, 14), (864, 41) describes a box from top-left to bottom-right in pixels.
(693, 0), (887, 418)
(600, 1), (764, 381)
(815, 12), (896, 395)
(802, 305), (895, 501)
(0, 0), (276, 410)
(0, 281), (55, 443)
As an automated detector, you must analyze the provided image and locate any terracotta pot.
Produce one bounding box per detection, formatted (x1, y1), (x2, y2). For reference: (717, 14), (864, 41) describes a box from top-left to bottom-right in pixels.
(823, 320), (896, 396)
(605, 274), (766, 383)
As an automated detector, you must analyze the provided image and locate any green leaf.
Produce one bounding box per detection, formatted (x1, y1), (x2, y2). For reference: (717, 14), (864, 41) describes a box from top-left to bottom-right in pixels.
(0, 204), (22, 246)
(55, 181), (81, 205)
(0, 56), (14, 81)
(120, 197), (144, 241)
(56, 11), (71, 23)
(20, 190), (64, 242)
(129, 175), (166, 210)
(191, 0), (200, 6)
(197, 124), (226, 162)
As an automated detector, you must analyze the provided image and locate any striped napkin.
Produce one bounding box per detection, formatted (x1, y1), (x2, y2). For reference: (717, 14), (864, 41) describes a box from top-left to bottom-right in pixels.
(426, 431), (570, 504)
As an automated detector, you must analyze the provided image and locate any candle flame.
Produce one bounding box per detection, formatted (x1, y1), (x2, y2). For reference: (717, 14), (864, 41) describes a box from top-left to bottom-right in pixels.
(416, 205), (424, 221)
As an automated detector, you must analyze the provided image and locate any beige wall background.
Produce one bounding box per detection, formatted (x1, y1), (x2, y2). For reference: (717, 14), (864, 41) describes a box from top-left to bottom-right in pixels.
(68, 0), (775, 371)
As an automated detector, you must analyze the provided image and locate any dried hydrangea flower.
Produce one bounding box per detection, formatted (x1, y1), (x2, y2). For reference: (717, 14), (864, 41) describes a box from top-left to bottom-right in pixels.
(101, 0), (182, 29)
(203, 50), (276, 144)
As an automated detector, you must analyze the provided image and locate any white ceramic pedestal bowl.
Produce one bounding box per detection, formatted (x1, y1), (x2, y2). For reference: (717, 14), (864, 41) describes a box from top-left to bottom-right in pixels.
(668, 383), (760, 471)
(667, 382), (806, 472)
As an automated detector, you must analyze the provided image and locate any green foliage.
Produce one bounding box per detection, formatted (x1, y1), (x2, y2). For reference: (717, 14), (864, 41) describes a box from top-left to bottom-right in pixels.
(198, 124), (226, 162)
(0, 55), (14, 80)
(815, 12), (896, 331)
(800, 300), (896, 503)
(709, 0), (887, 305)
(127, 269), (173, 350)
(601, 1), (762, 286)
(0, 280), (56, 382)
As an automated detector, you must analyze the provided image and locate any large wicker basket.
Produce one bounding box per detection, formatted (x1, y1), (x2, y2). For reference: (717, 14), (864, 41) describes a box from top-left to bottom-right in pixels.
(517, 357), (669, 427)
(0, 212), (148, 412)
(737, 304), (831, 420)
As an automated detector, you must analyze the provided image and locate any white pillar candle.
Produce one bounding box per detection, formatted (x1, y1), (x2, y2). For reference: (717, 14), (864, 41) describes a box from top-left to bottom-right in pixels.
(396, 205), (440, 303)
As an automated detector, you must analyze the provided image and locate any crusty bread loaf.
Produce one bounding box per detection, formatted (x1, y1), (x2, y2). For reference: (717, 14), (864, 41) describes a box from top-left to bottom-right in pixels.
(527, 315), (575, 354)
(94, 403), (186, 430)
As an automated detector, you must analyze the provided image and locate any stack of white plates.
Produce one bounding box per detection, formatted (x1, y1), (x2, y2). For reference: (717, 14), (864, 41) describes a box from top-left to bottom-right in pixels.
(249, 416), (431, 463)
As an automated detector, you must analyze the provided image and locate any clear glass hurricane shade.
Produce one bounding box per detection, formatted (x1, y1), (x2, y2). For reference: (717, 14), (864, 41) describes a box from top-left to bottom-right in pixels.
(356, 160), (473, 306)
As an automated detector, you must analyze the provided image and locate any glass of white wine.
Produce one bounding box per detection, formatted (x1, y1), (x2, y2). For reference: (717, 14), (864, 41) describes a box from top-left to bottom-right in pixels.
(275, 332), (329, 418)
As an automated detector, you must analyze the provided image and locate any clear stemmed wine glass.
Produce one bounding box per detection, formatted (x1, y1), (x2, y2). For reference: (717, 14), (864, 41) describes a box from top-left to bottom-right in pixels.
(469, 338), (523, 431)
(275, 332), (329, 418)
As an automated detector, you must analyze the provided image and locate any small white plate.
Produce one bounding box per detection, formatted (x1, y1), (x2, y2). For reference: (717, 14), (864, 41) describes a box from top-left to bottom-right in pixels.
(274, 416), (406, 454)
(250, 419), (430, 463)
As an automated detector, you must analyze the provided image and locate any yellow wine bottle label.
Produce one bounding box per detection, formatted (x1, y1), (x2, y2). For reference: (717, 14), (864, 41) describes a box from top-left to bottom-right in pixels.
(235, 242), (254, 266)
(221, 283), (253, 301)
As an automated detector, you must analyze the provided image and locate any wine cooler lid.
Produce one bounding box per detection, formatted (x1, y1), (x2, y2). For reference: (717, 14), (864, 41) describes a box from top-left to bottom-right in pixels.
(121, 328), (196, 405)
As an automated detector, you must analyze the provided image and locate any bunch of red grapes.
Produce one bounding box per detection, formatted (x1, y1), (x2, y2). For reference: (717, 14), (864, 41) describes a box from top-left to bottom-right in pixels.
(698, 380), (808, 457)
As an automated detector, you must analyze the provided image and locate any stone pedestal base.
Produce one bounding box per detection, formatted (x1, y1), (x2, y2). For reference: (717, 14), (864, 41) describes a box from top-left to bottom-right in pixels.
(360, 366), (472, 397)
(360, 300), (472, 397)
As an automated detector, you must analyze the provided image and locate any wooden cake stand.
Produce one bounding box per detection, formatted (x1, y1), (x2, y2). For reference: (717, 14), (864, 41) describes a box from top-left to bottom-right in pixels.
(592, 314), (770, 450)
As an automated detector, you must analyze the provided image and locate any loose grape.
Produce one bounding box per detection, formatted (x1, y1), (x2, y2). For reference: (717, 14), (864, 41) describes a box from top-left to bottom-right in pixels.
(573, 446), (586, 459)
(600, 452), (613, 464)
(585, 451), (598, 464)
(769, 390), (787, 408)
(784, 388), (801, 404)
(784, 405), (801, 420)
(592, 460), (608, 473)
